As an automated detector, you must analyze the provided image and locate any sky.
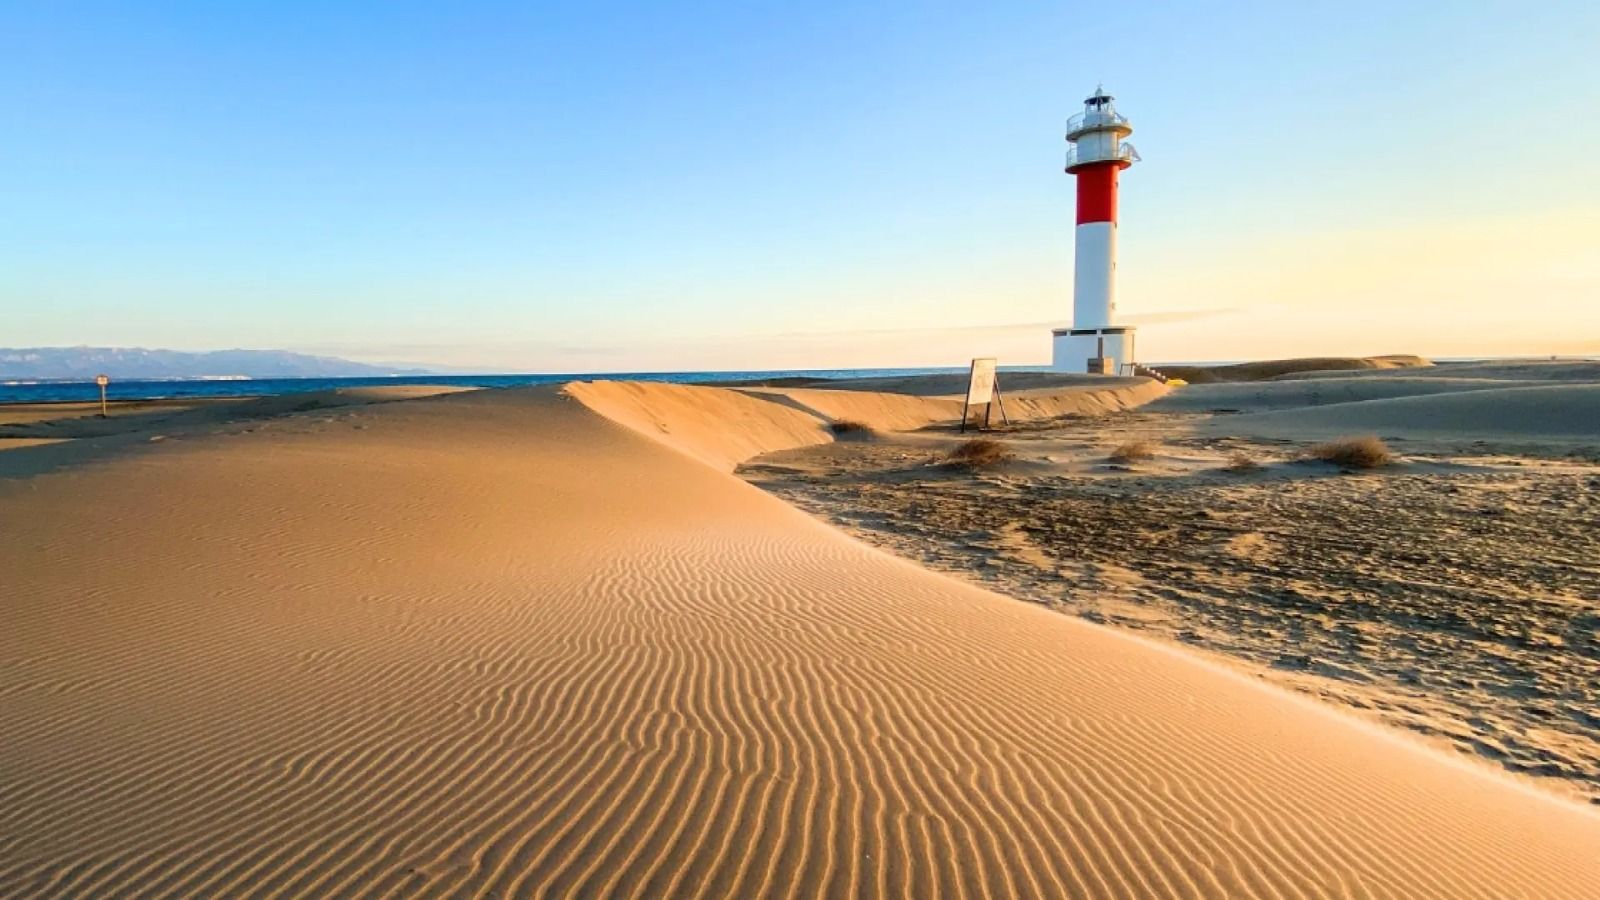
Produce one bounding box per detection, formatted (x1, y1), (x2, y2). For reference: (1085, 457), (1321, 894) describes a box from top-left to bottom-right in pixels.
(3, 1), (1598, 372)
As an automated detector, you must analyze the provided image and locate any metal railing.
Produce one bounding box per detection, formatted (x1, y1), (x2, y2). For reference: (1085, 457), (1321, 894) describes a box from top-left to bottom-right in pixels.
(1066, 110), (1130, 134)
(1120, 362), (1170, 383)
(1065, 142), (1140, 168)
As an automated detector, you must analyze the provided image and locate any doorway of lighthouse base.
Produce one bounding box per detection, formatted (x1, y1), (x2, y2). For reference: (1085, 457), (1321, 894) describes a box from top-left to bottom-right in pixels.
(1051, 326), (1136, 375)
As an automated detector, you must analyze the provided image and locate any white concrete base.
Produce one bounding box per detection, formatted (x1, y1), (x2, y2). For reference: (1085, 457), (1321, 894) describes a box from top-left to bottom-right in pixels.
(1052, 327), (1136, 374)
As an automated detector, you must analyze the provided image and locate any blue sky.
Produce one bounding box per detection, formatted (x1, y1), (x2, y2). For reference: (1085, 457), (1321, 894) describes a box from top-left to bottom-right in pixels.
(4, 1), (1597, 371)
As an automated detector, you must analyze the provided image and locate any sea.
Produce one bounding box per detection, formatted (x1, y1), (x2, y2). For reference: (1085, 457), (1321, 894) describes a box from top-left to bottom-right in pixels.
(0, 367), (1052, 405)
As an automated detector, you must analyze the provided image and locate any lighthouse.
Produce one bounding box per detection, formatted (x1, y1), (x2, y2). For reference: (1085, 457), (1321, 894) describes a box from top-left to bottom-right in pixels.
(1052, 86), (1141, 374)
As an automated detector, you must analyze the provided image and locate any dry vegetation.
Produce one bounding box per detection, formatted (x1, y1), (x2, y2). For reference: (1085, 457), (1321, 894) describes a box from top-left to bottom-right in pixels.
(1225, 452), (1263, 473)
(1108, 439), (1158, 463)
(947, 438), (1011, 468)
(1307, 435), (1394, 469)
(747, 437), (1600, 802)
(828, 420), (872, 436)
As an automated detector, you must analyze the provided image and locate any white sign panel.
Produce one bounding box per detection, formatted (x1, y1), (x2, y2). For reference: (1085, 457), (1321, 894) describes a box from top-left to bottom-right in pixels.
(966, 358), (997, 405)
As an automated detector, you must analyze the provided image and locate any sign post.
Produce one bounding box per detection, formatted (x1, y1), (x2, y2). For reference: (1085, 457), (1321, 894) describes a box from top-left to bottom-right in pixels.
(95, 374), (110, 418)
(959, 358), (1009, 433)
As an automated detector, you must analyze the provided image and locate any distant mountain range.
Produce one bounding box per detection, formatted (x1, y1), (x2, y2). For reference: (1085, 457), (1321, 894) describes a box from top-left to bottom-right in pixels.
(0, 347), (437, 381)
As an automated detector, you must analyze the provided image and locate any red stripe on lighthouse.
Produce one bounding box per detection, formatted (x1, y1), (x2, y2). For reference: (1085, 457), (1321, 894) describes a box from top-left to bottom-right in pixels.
(1075, 162), (1119, 225)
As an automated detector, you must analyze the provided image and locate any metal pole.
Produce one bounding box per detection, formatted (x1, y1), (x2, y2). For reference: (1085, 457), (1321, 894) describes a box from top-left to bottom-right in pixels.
(959, 359), (979, 434)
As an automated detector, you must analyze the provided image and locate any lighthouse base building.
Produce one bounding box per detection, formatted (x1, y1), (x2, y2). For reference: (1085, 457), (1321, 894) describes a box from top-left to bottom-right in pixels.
(1052, 326), (1135, 374)
(1051, 86), (1140, 375)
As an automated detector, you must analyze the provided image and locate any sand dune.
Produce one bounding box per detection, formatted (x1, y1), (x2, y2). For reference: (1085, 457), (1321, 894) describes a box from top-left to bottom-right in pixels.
(752, 380), (1168, 431)
(570, 378), (1167, 468)
(1267, 359), (1600, 383)
(1205, 382), (1600, 443)
(998, 379), (1169, 419)
(564, 381), (831, 471)
(815, 371), (1146, 397)
(742, 385), (969, 432)
(1148, 375), (1530, 414)
(1160, 355), (1430, 384)
(0, 386), (474, 440)
(4, 383), (1599, 897)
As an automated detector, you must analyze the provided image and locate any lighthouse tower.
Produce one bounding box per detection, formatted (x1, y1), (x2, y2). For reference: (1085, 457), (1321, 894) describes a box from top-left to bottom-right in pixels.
(1052, 86), (1140, 373)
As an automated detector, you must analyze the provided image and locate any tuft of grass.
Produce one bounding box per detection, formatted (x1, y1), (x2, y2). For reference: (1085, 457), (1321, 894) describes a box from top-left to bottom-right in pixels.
(1225, 451), (1262, 473)
(947, 438), (1011, 468)
(1108, 440), (1158, 463)
(828, 419), (872, 435)
(1307, 435), (1393, 469)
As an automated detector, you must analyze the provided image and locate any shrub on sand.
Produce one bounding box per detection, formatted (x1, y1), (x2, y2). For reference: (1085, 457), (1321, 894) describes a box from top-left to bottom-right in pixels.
(947, 438), (1011, 468)
(1225, 452), (1262, 473)
(1307, 435), (1392, 469)
(829, 419), (872, 436)
(1108, 440), (1158, 463)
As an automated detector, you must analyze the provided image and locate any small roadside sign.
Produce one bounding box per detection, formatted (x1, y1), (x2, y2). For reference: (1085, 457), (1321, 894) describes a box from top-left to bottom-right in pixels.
(95, 374), (110, 417)
(960, 358), (1009, 433)
(966, 358), (996, 405)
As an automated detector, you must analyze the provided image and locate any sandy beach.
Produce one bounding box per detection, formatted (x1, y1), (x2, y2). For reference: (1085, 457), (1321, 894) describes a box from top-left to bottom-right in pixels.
(748, 360), (1600, 805)
(4, 367), (1600, 897)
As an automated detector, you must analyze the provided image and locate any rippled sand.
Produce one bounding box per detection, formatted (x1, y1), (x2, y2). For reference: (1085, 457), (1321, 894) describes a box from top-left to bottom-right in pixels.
(4, 379), (1598, 897)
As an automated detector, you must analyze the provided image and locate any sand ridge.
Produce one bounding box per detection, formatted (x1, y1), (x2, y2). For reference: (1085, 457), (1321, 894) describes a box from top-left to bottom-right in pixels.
(4, 382), (1599, 897)
(568, 377), (1168, 468)
(1158, 355), (1431, 384)
(1204, 382), (1600, 443)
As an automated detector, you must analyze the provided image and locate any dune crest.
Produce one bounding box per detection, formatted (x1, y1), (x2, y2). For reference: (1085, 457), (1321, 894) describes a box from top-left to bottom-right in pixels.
(3, 384), (1598, 898)
(1210, 382), (1600, 442)
(566, 377), (1167, 469)
(1162, 355), (1431, 384)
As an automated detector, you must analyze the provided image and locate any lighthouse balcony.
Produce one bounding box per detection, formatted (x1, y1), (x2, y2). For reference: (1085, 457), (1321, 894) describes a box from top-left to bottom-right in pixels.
(1065, 110), (1132, 141)
(1065, 143), (1140, 172)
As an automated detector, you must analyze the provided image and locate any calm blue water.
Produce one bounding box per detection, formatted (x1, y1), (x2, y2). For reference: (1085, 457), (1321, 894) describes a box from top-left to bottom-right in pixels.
(1, 367), (1052, 404)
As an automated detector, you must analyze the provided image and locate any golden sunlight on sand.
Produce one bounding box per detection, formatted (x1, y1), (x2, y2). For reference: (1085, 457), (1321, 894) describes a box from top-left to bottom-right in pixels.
(3, 375), (1598, 897)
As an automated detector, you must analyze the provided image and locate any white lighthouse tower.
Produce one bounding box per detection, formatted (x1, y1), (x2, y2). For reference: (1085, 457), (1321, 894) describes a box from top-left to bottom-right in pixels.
(1052, 86), (1141, 373)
